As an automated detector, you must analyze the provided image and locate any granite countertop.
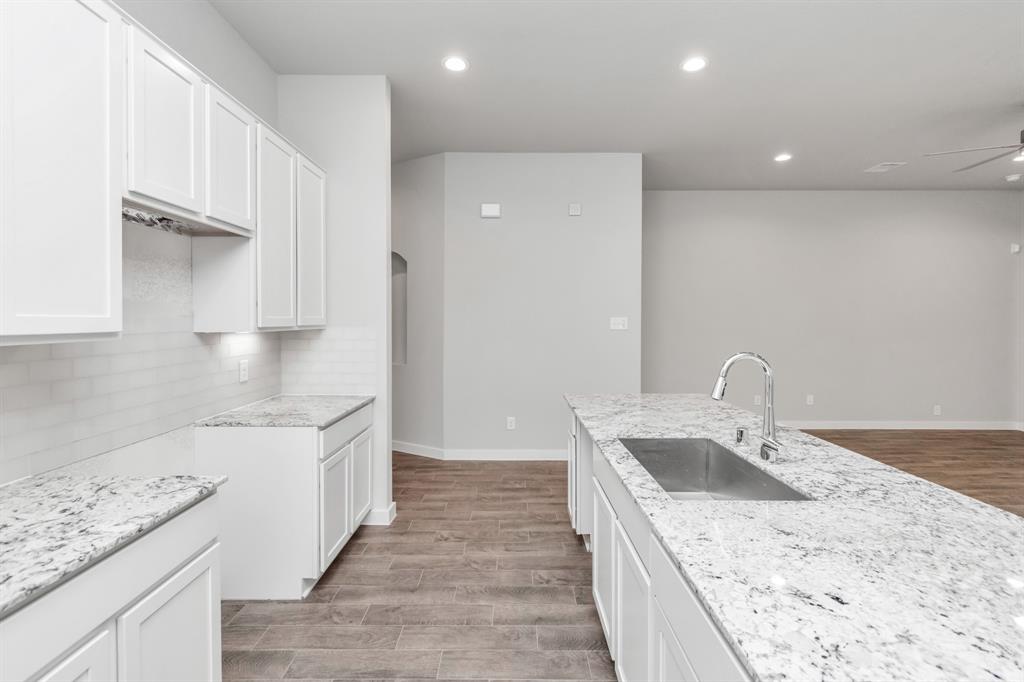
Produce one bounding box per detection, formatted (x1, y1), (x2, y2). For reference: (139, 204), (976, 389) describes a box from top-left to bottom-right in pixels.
(565, 393), (1024, 682)
(195, 394), (375, 429)
(0, 473), (225, 618)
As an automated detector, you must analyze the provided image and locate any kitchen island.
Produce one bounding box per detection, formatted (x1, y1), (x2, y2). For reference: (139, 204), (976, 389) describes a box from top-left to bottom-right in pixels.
(566, 393), (1024, 682)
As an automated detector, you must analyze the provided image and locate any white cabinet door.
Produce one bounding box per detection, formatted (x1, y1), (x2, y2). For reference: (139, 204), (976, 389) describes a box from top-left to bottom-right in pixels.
(350, 430), (373, 531)
(567, 432), (577, 528)
(257, 125), (297, 328)
(117, 544), (221, 682)
(205, 85), (255, 231)
(126, 28), (203, 213)
(37, 626), (115, 682)
(614, 521), (651, 682)
(0, 0), (123, 338)
(651, 597), (698, 682)
(592, 480), (616, 656)
(296, 155), (327, 327)
(320, 444), (352, 572)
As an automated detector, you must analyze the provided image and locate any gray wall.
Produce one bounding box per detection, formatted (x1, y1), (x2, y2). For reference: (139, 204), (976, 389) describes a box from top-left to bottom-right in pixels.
(392, 154), (446, 450)
(114, 0), (278, 123)
(643, 190), (1023, 427)
(443, 153), (643, 452)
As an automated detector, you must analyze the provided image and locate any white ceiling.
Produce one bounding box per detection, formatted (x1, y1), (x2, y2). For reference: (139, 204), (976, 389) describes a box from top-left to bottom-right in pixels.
(211, 0), (1024, 190)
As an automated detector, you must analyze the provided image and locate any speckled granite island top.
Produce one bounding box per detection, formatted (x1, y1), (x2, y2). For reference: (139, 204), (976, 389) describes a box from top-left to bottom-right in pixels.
(566, 393), (1024, 682)
(0, 473), (225, 618)
(195, 394), (374, 429)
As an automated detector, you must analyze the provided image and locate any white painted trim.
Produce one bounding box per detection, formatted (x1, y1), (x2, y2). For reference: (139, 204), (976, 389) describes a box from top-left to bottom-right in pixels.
(363, 502), (396, 525)
(393, 441), (566, 461)
(782, 420), (1023, 431)
(393, 440), (444, 460)
(444, 449), (566, 461)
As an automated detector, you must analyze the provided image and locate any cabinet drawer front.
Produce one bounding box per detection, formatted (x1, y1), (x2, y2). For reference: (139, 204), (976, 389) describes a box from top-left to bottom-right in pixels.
(649, 539), (750, 682)
(320, 445), (353, 572)
(321, 405), (373, 459)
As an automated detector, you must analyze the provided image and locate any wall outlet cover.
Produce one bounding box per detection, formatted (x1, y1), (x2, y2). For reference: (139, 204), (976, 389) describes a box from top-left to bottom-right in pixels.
(609, 317), (629, 330)
(933, 404), (942, 416)
(568, 203), (582, 216)
(481, 203), (501, 218)
(805, 394), (815, 406)
(239, 359), (249, 383)
(506, 416), (516, 430)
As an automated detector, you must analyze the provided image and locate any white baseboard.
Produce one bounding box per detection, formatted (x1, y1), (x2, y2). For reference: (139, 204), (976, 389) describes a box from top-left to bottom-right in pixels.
(783, 420), (1024, 431)
(363, 502), (396, 525)
(393, 440), (445, 460)
(393, 440), (565, 461)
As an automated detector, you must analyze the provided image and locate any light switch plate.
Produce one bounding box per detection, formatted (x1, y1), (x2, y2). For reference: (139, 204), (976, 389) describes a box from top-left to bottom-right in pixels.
(609, 317), (629, 330)
(481, 203), (501, 218)
(568, 203), (582, 216)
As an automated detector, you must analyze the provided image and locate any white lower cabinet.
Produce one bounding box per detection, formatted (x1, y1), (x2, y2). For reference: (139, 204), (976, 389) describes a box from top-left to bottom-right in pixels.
(614, 520), (651, 682)
(117, 545), (220, 681)
(38, 627), (115, 682)
(567, 409), (593, 538)
(320, 444), (353, 572)
(350, 430), (373, 531)
(0, 498), (221, 682)
(650, 597), (697, 682)
(195, 404), (374, 599)
(592, 480), (617, 655)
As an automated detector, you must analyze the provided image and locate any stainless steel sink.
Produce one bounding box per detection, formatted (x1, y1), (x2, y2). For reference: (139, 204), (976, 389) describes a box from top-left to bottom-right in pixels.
(618, 438), (810, 501)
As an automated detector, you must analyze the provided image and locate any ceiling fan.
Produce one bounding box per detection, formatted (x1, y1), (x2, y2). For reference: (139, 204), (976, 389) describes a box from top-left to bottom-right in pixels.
(925, 129), (1024, 172)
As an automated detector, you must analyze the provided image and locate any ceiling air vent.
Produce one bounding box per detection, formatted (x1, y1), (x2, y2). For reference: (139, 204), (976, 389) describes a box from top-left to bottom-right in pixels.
(863, 162), (908, 173)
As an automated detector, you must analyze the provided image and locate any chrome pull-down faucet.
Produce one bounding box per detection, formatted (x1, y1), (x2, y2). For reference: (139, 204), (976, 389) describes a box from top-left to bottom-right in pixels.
(711, 352), (781, 462)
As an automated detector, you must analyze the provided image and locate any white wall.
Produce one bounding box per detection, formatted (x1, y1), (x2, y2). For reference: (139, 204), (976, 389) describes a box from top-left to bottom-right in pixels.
(643, 190), (1023, 428)
(391, 153), (643, 457)
(277, 76), (394, 519)
(0, 225), (281, 484)
(114, 0), (278, 124)
(392, 154), (446, 451)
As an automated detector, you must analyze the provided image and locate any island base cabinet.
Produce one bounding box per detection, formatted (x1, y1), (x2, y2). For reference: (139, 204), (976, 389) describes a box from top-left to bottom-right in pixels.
(650, 598), (698, 682)
(614, 520), (650, 682)
(37, 627), (115, 682)
(592, 480), (617, 656)
(117, 544), (221, 681)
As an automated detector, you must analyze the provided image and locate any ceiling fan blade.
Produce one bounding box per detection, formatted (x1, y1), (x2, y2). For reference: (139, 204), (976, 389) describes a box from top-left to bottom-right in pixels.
(953, 147), (1024, 172)
(925, 144), (1022, 157)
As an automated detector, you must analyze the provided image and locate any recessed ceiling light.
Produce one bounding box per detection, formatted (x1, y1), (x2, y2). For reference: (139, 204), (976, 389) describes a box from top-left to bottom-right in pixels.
(443, 56), (468, 72)
(680, 56), (707, 73)
(774, 152), (793, 163)
(1006, 173), (1022, 182)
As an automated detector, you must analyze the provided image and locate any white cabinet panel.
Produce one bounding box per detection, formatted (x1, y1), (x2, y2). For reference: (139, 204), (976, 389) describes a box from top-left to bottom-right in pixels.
(0, 0), (123, 338)
(320, 444), (352, 572)
(257, 125), (297, 328)
(614, 521), (650, 682)
(205, 86), (255, 231)
(651, 598), (698, 682)
(117, 543), (221, 682)
(567, 432), (577, 527)
(592, 479), (616, 655)
(296, 154), (327, 327)
(127, 28), (203, 213)
(37, 626), (115, 682)
(351, 430), (373, 531)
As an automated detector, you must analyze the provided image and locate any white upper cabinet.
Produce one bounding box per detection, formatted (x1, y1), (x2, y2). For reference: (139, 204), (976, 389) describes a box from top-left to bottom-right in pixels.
(0, 0), (124, 340)
(205, 85), (256, 232)
(126, 27), (204, 214)
(296, 155), (327, 327)
(257, 125), (298, 328)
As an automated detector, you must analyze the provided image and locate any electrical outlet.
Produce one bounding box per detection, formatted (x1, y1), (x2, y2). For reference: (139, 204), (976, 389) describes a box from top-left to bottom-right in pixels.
(609, 317), (629, 331)
(933, 404), (942, 416)
(506, 416), (516, 430)
(568, 203), (582, 216)
(805, 394), (815, 406)
(753, 395), (762, 406)
(238, 359), (249, 383)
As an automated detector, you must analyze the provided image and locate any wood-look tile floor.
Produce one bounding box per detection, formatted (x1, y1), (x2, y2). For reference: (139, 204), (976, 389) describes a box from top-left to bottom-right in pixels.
(807, 430), (1024, 517)
(222, 451), (615, 681)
